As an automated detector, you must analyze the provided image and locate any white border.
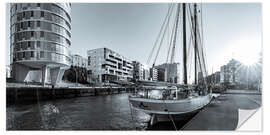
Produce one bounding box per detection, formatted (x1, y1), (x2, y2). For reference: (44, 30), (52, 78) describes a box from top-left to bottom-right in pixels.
(1, 0), (267, 135)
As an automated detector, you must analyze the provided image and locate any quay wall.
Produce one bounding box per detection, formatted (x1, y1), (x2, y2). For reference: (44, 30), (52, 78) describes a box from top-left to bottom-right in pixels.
(7, 86), (136, 104)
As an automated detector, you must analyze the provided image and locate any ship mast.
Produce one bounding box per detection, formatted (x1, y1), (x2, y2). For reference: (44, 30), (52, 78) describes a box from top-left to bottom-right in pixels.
(170, 4), (181, 64)
(194, 3), (198, 85)
(182, 3), (187, 85)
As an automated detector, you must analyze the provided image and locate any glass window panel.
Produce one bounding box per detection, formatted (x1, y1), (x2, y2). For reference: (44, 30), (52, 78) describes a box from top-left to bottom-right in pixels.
(40, 31), (44, 37)
(22, 42), (27, 50)
(41, 11), (44, 17)
(37, 21), (40, 27)
(31, 31), (34, 37)
(26, 51), (30, 59)
(30, 21), (34, 28)
(40, 51), (44, 58)
(26, 11), (30, 19)
(37, 51), (40, 59)
(30, 51), (34, 57)
(37, 41), (40, 48)
(30, 41), (35, 49)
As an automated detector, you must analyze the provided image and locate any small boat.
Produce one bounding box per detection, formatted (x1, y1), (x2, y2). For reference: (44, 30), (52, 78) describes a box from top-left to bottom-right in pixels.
(129, 3), (212, 126)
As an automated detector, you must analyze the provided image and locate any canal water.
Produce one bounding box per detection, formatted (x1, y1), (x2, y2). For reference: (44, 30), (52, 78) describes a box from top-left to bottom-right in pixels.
(7, 93), (193, 130)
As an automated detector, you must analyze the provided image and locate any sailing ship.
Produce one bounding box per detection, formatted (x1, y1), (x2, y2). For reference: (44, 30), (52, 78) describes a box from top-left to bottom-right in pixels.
(129, 3), (212, 126)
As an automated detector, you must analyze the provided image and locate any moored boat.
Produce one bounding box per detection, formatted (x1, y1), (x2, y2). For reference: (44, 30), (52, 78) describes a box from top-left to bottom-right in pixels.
(129, 3), (212, 126)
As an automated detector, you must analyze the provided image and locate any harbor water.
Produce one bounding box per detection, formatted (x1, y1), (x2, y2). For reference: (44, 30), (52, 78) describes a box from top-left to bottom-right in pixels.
(6, 93), (193, 130)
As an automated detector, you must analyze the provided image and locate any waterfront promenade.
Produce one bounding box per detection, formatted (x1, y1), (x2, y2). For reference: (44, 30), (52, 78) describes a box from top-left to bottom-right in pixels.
(182, 89), (261, 130)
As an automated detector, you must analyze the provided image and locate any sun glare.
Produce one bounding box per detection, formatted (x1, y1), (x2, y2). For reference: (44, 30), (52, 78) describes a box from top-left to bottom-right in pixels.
(239, 55), (259, 66)
(232, 39), (261, 66)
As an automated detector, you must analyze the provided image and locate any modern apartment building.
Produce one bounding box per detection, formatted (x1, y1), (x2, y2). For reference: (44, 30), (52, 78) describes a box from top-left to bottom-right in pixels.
(10, 3), (71, 85)
(150, 67), (158, 81)
(157, 68), (166, 82)
(6, 65), (11, 78)
(155, 63), (180, 83)
(71, 54), (87, 68)
(87, 48), (133, 83)
(132, 61), (149, 81)
(220, 59), (241, 84)
(143, 68), (150, 81)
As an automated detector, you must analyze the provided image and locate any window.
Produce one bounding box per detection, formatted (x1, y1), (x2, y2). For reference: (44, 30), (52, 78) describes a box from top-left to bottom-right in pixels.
(41, 11), (44, 17)
(15, 5), (17, 11)
(31, 31), (34, 37)
(20, 22), (23, 30)
(37, 21), (40, 27)
(40, 31), (44, 37)
(88, 56), (91, 66)
(30, 51), (34, 57)
(37, 52), (40, 59)
(31, 11), (34, 17)
(28, 41), (30, 48)
(37, 41), (40, 48)
(23, 12), (25, 18)
(37, 3), (40, 7)
(22, 52), (25, 58)
(40, 51), (44, 58)
(28, 21), (30, 27)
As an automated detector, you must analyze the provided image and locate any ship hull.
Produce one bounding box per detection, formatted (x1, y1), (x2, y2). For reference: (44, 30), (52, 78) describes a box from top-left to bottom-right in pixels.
(129, 94), (212, 125)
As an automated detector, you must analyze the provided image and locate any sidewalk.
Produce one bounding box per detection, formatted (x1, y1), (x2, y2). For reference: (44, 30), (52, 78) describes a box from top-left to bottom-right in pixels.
(182, 92), (261, 130)
(224, 89), (261, 95)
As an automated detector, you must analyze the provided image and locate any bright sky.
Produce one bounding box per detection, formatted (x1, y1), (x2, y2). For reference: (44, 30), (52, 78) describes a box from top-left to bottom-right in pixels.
(6, 3), (262, 73)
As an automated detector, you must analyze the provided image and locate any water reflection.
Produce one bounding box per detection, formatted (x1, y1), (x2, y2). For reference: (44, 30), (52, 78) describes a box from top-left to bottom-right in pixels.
(7, 93), (151, 130)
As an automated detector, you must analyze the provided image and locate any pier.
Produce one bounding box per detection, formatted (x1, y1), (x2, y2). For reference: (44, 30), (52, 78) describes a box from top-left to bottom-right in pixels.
(181, 89), (261, 130)
(6, 84), (136, 104)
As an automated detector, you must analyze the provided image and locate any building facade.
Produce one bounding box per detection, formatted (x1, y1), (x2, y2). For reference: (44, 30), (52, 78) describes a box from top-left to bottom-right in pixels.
(71, 54), (87, 68)
(157, 68), (166, 82)
(10, 3), (71, 85)
(220, 59), (241, 84)
(132, 61), (149, 81)
(155, 63), (180, 83)
(6, 65), (11, 78)
(87, 48), (133, 83)
(143, 68), (150, 81)
(150, 67), (158, 81)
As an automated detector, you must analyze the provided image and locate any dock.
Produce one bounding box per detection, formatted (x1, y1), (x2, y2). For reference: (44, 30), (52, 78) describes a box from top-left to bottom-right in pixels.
(6, 84), (136, 103)
(181, 89), (261, 130)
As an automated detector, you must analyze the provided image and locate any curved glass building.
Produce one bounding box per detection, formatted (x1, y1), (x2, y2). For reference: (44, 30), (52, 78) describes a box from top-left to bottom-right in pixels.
(10, 3), (71, 85)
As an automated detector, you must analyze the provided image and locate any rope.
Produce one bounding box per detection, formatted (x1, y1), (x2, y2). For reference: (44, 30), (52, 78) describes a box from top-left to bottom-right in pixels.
(147, 4), (173, 65)
(153, 4), (174, 67)
(168, 113), (178, 130)
(170, 4), (181, 63)
(161, 89), (178, 130)
(166, 7), (177, 64)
